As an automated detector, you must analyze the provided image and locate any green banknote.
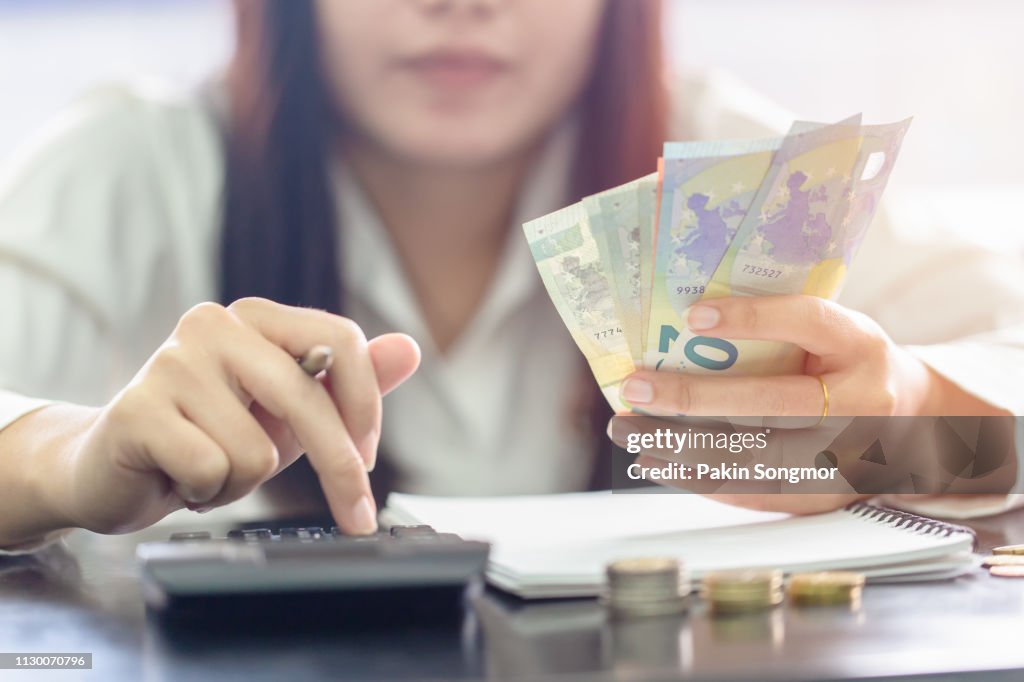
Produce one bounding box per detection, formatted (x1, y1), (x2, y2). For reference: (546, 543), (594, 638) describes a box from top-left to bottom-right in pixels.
(636, 172), (659, 361)
(523, 203), (635, 410)
(583, 172), (657, 365)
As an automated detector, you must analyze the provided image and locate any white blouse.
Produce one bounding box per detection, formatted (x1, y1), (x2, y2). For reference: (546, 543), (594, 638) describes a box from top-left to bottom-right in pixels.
(0, 72), (1022, 537)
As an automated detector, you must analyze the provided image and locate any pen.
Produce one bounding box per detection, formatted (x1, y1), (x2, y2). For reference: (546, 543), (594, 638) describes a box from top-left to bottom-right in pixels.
(298, 345), (334, 376)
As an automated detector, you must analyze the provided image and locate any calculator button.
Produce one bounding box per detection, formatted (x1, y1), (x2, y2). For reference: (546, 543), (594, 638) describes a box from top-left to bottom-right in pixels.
(330, 526), (388, 542)
(330, 526), (383, 538)
(169, 531), (211, 541)
(280, 527), (324, 541)
(390, 525), (437, 539)
(228, 528), (272, 542)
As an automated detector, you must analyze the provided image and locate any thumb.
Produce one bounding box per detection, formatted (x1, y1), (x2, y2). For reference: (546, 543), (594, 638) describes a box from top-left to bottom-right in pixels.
(368, 333), (421, 395)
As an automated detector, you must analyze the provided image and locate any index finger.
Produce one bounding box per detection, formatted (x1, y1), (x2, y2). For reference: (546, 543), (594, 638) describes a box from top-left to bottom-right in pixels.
(210, 321), (379, 534)
(685, 295), (867, 356)
(227, 298), (382, 468)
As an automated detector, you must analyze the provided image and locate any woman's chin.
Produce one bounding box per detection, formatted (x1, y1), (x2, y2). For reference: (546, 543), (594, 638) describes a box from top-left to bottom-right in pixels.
(385, 136), (534, 172)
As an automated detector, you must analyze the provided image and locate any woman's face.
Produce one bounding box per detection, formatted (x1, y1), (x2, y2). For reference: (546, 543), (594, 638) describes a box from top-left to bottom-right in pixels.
(315, 0), (606, 168)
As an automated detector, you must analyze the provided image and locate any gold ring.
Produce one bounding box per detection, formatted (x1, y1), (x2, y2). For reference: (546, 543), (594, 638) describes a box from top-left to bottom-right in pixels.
(815, 375), (830, 426)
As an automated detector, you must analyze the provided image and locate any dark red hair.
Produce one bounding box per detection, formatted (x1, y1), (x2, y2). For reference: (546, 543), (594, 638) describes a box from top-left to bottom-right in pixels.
(220, 1), (667, 496)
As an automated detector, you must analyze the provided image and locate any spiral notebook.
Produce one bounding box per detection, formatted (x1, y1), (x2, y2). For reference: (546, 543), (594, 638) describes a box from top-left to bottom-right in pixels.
(384, 490), (977, 599)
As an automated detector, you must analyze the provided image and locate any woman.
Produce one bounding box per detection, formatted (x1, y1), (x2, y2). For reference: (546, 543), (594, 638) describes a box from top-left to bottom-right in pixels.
(0, 0), (1021, 551)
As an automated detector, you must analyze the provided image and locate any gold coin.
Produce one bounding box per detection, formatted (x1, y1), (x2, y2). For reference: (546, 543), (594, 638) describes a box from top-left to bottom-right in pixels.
(789, 571), (865, 590)
(981, 555), (1024, 567)
(991, 545), (1024, 556)
(702, 569), (784, 613)
(787, 571), (865, 605)
(990, 565), (1024, 578)
(703, 569), (783, 588)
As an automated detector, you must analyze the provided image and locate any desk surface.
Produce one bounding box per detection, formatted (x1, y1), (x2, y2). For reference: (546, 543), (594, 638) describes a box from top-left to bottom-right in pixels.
(3, 508), (1024, 682)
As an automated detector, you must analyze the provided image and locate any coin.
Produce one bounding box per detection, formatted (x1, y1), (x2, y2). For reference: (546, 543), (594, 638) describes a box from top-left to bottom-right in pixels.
(991, 545), (1024, 556)
(981, 555), (1024, 567)
(787, 571), (865, 606)
(990, 565), (1024, 578)
(608, 557), (680, 574)
(603, 557), (690, 618)
(702, 569), (784, 613)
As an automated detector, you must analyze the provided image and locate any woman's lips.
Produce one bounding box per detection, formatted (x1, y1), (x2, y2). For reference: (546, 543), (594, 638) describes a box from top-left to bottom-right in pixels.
(398, 50), (510, 89)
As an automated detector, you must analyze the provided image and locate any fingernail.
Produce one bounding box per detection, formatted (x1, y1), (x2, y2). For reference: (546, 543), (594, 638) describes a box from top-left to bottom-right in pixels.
(687, 305), (721, 331)
(183, 500), (213, 513)
(350, 495), (378, 535)
(177, 487), (207, 506)
(608, 416), (638, 445)
(621, 378), (654, 405)
(359, 433), (379, 473)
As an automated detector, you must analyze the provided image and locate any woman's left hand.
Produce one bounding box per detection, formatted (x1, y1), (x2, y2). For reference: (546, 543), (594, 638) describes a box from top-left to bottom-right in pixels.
(619, 295), (935, 419)
(608, 294), (949, 515)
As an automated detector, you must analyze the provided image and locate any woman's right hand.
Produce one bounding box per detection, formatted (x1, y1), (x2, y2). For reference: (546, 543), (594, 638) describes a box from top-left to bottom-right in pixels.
(44, 298), (420, 539)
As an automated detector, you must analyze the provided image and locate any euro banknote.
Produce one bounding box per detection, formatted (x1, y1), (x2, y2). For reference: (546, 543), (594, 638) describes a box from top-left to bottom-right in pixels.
(637, 167), (660, 358)
(686, 118), (910, 378)
(708, 118), (909, 299)
(643, 135), (794, 372)
(583, 175), (654, 365)
(524, 116), (909, 411)
(641, 119), (836, 373)
(523, 203), (635, 410)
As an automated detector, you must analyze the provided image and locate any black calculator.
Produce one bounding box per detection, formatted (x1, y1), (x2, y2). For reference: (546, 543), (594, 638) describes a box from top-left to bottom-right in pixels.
(136, 524), (490, 604)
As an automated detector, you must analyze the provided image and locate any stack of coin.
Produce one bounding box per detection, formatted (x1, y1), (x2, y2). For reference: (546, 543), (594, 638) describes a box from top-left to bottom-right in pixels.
(992, 544), (1024, 556)
(982, 548), (1024, 578)
(603, 558), (690, 618)
(981, 555), (1024, 568)
(701, 569), (784, 613)
(787, 571), (865, 606)
(989, 566), (1024, 578)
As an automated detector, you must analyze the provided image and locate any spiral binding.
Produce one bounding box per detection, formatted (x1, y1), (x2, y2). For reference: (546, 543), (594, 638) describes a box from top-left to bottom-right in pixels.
(844, 501), (977, 547)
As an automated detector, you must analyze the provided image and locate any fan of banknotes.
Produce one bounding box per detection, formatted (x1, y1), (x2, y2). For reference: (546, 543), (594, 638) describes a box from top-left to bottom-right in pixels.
(523, 116), (910, 411)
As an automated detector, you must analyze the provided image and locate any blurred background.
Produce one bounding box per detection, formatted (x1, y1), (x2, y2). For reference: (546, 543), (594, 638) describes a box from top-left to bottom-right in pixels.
(2, 0), (1021, 249)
